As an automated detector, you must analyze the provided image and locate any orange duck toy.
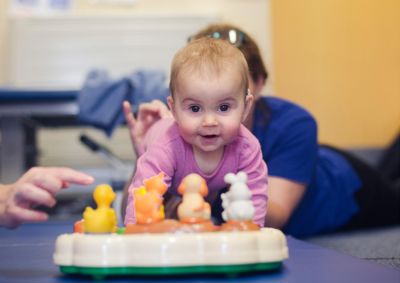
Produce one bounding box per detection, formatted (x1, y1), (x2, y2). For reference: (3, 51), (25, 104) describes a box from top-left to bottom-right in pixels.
(134, 172), (168, 224)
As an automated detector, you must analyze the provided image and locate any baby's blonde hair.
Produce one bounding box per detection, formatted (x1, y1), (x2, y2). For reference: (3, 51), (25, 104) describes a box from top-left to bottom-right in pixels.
(169, 38), (249, 97)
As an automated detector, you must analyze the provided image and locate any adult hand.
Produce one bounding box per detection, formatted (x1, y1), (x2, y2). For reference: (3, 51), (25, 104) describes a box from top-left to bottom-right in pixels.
(123, 100), (171, 156)
(0, 167), (94, 229)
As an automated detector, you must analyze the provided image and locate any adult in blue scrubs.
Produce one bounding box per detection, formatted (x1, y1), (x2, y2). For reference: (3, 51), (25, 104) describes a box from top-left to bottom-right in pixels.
(123, 23), (400, 238)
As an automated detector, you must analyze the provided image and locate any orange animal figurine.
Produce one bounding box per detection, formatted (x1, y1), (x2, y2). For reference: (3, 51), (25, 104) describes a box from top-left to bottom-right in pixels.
(177, 173), (211, 224)
(134, 172), (168, 224)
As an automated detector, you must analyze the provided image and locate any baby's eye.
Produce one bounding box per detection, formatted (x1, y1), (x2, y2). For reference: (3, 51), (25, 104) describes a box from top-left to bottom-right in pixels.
(219, 104), (230, 112)
(190, 105), (201, 113)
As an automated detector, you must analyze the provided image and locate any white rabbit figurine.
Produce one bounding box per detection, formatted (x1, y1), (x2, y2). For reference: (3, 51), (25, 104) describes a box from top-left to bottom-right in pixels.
(221, 171), (255, 222)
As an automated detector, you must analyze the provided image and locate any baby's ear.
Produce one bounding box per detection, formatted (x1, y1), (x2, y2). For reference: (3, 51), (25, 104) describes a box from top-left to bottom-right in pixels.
(167, 96), (174, 110)
(242, 91), (254, 122)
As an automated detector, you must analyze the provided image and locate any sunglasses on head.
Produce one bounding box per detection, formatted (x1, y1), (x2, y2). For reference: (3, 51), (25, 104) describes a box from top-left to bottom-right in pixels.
(188, 29), (246, 47)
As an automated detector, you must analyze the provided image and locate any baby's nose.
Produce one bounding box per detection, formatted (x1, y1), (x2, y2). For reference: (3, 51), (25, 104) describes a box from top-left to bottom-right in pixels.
(202, 113), (218, 126)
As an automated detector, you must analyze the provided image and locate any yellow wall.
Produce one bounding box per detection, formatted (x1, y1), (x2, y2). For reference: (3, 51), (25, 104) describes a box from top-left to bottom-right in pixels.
(271, 0), (400, 147)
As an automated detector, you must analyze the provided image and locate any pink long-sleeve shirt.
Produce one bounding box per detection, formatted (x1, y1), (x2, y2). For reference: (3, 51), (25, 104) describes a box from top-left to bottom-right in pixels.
(124, 118), (268, 227)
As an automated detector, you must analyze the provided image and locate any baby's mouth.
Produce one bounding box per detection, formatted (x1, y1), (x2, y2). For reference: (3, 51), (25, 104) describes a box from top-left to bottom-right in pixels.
(199, 134), (219, 145)
(202, 134), (218, 139)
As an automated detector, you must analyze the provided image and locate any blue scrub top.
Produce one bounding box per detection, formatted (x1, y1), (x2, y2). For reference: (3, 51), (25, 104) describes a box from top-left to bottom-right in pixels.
(253, 96), (361, 237)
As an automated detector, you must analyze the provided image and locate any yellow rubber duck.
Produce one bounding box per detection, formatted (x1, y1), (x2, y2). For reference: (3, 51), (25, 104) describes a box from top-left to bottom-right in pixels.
(83, 184), (117, 233)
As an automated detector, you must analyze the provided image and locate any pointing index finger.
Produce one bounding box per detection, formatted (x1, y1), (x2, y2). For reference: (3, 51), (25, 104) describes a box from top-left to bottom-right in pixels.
(45, 167), (94, 186)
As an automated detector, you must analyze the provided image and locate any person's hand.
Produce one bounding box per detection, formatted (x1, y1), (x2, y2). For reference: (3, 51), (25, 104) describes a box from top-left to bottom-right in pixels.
(123, 100), (171, 156)
(0, 167), (94, 229)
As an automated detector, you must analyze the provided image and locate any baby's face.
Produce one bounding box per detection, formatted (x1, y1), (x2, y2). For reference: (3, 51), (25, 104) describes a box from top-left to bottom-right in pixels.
(169, 67), (252, 156)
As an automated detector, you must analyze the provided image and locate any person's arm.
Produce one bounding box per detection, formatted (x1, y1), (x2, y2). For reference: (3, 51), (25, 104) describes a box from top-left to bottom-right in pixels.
(237, 129), (268, 227)
(123, 119), (178, 225)
(264, 176), (306, 229)
(121, 100), (172, 218)
(0, 167), (94, 229)
(256, 99), (318, 230)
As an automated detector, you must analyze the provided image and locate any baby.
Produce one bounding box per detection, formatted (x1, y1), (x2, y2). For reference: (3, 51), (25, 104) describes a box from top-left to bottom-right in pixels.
(125, 38), (268, 227)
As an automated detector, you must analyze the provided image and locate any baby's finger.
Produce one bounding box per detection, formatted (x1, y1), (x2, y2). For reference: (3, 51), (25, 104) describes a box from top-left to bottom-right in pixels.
(152, 100), (172, 118)
(138, 106), (168, 126)
(137, 104), (158, 118)
(123, 100), (136, 129)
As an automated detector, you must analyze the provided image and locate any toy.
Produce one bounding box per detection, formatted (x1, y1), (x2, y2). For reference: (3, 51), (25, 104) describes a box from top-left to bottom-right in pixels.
(125, 173), (216, 233)
(221, 172), (255, 222)
(134, 172), (168, 224)
(54, 172), (288, 279)
(177, 173), (211, 223)
(82, 184), (117, 233)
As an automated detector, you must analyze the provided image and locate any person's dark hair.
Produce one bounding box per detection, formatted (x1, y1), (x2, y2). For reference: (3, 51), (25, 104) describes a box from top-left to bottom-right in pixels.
(191, 23), (268, 85)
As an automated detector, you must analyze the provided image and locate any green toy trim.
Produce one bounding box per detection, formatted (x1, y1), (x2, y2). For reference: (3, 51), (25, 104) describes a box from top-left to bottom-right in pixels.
(60, 262), (281, 278)
(116, 227), (125, 234)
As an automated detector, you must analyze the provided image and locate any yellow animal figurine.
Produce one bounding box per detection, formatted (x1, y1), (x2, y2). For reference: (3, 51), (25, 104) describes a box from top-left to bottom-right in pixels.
(83, 184), (117, 233)
(134, 172), (168, 224)
(177, 173), (211, 224)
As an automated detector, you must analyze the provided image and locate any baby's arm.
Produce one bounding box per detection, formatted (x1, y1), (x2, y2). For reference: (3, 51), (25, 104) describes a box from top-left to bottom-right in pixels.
(124, 146), (175, 225)
(239, 143), (268, 227)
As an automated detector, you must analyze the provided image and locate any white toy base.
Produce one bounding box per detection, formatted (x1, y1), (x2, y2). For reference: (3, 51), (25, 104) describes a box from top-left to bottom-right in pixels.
(54, 228), (288, 278)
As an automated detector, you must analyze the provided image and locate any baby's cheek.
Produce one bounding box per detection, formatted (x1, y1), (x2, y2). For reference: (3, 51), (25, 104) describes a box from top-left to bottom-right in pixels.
(177, 124), (196, 143)
(222, 123), (241, 142)
(178, 123), (193, 135)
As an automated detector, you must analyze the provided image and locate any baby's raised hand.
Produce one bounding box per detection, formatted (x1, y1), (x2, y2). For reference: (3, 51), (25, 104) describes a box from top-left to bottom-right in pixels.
(123, 100), (171, 156)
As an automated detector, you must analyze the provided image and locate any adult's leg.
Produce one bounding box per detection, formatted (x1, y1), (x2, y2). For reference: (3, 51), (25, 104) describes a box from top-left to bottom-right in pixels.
(322, 145), (400, 230)
(378, 134), (400, 181)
